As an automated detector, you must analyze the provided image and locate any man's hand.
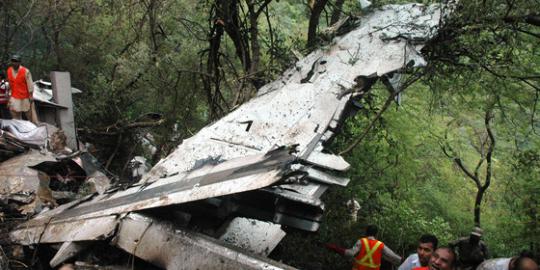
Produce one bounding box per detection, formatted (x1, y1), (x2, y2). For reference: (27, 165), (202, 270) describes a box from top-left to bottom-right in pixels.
(325, 243), (346, 255)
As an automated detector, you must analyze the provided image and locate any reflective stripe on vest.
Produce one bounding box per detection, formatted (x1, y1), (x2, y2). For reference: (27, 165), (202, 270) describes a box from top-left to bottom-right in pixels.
(356, 238), (382, 267)
(7, 66), (29, 99)
(353, 238), (384, 270)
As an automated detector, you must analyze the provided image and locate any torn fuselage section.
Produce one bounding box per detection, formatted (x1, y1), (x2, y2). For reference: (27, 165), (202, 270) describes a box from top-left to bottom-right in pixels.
(9, 3), (446, 269)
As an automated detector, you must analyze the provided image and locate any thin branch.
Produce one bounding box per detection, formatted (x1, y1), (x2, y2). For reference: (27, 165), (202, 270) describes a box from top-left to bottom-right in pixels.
(483, 107), (495, 190)
(473, 157), (485, 180)
(454, 157), (481, 188)
(504, 13), (540, 27)
(176, 68), (214, 79)
(105, 134), (122, 170)
(339, 71), (424, 155)
(516, 28), (540, 39)
(255, 0), (273, 17)
(77, 119), (165, 136)
(339, 90), (394, 155)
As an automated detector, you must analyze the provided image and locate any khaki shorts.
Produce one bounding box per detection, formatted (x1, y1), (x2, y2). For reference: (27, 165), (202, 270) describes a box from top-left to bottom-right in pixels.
(9, 97), (31, 112)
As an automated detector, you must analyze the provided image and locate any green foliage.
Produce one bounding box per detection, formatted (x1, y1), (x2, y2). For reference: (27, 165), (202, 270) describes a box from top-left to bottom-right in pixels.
(373, 196), (455, 248)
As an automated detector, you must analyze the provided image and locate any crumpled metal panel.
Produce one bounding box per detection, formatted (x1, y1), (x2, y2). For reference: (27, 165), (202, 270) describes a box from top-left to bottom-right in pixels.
(257, 4), (441, 96)
(10, 215), (119, 245)
(303, 151), (350, 171)
(289, 165), (350, 186)
(10, 147), (296, 243)
(113, 213), (296, 270)
(0, 148), (99, 216)
(140, 3), (443, 219)
(219, 217), (286, 256)
(0, 149), (55, 201)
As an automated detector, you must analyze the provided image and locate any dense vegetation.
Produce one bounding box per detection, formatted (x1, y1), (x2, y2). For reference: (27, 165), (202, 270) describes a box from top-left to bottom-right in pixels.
(2, 0), (538, 268)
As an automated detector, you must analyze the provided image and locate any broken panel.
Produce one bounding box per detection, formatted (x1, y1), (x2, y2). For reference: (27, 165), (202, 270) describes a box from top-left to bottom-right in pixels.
(218, 217), (286, 256)
(113, 213), (296, 270)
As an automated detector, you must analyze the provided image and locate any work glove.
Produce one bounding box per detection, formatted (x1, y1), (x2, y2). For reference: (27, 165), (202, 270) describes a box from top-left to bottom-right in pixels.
(325, 243), (346, 255)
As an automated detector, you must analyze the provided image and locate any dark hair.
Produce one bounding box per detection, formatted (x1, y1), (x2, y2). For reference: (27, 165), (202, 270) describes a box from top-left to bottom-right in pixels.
(366, 225), (378, 237)
(0, 71), (4, 79)
(419, 234), (438, 249)
(514, 250), (538, 270)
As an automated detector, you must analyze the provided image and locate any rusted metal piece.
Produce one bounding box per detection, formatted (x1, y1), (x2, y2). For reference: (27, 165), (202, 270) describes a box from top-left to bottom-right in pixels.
(112, 213), (296, 270)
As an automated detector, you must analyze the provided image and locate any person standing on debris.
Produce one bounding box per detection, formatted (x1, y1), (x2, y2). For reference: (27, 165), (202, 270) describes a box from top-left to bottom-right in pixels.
(0, 71), (10, 119)
(326, 225), (402, 270)
(477, 251), (539, 270)
(6, 54), (37, 123)
(450, 227), (489, 270)
(399, 234), (439, 270)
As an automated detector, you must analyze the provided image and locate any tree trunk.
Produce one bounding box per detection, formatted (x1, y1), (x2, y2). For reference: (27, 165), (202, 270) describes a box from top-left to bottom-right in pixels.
(247, 3), (265, 89)
(307, 0), (329, 48)
(220, 0), (252, 78)
(473, 186), (487, 226)
(441, 107), (495, 228)
(203, 7), (225, 119)
(330, 0), (345, 25)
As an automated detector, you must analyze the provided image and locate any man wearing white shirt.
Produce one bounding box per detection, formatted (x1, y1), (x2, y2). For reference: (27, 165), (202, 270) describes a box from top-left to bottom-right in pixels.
(399, 234), (439, 270)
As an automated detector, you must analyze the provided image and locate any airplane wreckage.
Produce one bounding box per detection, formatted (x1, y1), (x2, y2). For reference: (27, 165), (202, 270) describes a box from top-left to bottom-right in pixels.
(4, 3), (450, 269)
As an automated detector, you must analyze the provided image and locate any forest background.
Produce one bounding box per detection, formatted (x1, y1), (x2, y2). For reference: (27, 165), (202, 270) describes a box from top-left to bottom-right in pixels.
(1, 0), (538, 269)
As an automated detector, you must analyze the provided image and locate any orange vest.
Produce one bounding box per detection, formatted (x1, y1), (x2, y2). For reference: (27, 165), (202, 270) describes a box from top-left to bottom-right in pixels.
(7, 66), (30, 99)
(353, 238), (384, 270)
(413, 267), (429, 270)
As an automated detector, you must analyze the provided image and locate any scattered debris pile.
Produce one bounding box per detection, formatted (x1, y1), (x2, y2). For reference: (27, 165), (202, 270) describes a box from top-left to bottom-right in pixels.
(0, 120), (56, 161)
(0, 124), (111, 215)
(2, 3), (448, 269)
(0, 120), (113, 269)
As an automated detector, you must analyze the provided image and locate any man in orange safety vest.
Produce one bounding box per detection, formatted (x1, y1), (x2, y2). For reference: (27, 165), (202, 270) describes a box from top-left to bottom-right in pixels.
(326, 225), (402, 270)
(6, 54), (37, 123)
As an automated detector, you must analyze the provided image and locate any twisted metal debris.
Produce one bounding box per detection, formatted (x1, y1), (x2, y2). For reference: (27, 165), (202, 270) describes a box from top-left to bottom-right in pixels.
(10, 3), (447, 269)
